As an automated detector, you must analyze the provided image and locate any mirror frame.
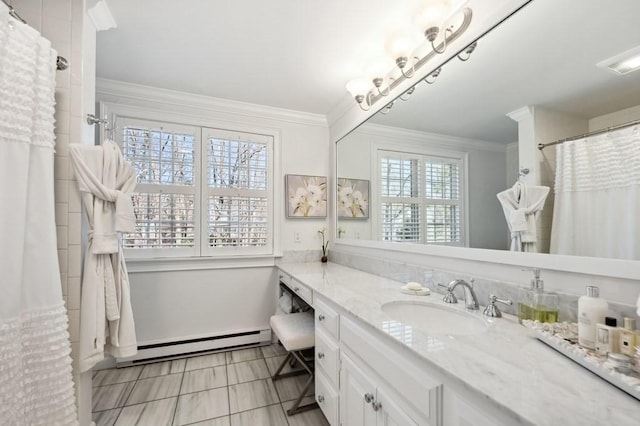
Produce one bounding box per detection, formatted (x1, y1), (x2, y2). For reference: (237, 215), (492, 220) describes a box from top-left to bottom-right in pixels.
(329, 0), (640, 281)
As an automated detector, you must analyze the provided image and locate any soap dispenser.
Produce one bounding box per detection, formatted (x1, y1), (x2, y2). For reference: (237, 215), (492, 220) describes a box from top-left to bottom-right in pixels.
(517, 269), (559, 324)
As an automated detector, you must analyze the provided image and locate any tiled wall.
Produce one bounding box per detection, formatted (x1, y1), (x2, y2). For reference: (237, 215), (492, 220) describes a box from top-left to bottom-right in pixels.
(13, 0), (88, 422)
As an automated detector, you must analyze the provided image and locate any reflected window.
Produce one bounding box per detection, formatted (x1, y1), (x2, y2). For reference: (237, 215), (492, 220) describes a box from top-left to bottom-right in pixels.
(379, 150), (464, 245)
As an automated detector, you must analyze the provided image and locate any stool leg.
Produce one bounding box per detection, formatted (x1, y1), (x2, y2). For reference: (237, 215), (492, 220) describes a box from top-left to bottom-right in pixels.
(272, 352), (294, 380)
(286, 350), (318, 415)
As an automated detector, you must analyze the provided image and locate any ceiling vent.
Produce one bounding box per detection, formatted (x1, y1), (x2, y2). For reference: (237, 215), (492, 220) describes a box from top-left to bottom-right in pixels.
(597, 45), (640, 75)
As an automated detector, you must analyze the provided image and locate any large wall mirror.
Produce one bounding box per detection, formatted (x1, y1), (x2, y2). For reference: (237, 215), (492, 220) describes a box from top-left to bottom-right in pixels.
(336, 0), (640, 261)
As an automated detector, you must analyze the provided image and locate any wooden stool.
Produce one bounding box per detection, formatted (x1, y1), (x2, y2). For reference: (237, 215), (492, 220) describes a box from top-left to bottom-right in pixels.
(270, 311), (318, 415)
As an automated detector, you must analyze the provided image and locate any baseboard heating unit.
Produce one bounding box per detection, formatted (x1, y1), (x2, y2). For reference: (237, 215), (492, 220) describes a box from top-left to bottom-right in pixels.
(116, 327), (272, 367)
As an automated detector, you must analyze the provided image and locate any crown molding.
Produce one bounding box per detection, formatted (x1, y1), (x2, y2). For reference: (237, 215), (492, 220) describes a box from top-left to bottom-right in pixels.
(96, 78), (328, 128)
(506, 106), (534, 123)
(356, 122), (508, 152)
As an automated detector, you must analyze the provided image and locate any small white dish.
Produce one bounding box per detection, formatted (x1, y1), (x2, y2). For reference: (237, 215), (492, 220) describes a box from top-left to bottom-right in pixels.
(400, 284), (430, 296)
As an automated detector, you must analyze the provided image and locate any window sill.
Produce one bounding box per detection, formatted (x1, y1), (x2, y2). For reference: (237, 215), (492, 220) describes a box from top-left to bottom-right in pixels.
(125, 254), (279, 273)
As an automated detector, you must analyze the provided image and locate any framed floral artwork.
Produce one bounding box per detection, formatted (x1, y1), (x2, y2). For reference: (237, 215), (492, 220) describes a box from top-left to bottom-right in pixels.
(337, 178), (369, 219)
(286, 174), (327, 218)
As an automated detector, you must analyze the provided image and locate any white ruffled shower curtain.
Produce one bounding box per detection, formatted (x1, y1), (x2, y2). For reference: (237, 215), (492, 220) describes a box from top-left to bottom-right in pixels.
(0, 7), (78, 425)
(550, 125), (640, 260)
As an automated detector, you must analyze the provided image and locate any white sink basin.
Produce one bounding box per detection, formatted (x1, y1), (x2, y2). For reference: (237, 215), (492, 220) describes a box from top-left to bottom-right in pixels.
(381, 301), (489, 336)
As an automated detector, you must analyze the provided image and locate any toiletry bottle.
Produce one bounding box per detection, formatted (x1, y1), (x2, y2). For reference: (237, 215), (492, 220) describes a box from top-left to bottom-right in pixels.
(517, 269), (559, 323)
(618, 317), (637, 356)
(595, 317), (619, 356)
(578, 286), (608, 349)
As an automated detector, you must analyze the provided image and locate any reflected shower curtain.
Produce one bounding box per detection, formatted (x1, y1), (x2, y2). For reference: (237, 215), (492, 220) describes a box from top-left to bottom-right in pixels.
(550, 125), (640, 259)
(0, 7), (78, 425)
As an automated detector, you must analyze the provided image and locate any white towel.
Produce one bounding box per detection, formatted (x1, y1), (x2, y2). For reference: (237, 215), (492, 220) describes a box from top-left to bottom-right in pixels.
(278, 293), (293, 314)
(497, 181), (550, 252)
(509, 208), (528, 232)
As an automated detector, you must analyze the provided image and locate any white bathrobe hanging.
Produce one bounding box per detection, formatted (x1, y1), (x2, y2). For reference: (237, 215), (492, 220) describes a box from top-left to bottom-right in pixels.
(70, 140), (138, 372)
(497, 181), (549, 252)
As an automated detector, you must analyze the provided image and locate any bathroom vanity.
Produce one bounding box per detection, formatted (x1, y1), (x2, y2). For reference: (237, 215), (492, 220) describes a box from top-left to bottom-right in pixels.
(277, 262), (640, 426)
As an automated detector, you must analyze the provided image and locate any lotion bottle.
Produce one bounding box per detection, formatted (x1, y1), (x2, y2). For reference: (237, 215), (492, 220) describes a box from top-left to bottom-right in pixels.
(578, 286), (608, 349)
(619, 317), (637, 356)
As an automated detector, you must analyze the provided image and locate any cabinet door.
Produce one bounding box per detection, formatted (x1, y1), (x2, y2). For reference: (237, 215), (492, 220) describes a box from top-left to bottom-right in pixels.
(376, 386), (421, 426)
(340, 353), (377, 426)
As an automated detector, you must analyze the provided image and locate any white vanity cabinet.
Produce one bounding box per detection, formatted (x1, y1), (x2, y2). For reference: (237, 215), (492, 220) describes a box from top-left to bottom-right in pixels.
(340, 316), (441, 426)
(314, 296), (340, 425)
(341, 351), (427, 426)
(278, 267), (518, 426)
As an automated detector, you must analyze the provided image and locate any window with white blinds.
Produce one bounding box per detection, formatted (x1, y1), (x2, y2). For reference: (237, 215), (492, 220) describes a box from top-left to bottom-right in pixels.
(203, 129), (271, 255)
(379, 150), (464, 245)
(118, 117), (273, 258)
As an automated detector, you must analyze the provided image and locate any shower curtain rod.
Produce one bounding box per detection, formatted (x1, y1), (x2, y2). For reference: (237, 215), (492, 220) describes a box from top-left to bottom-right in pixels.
(538, 118), (640, 151)
(1, 0), (69, 71)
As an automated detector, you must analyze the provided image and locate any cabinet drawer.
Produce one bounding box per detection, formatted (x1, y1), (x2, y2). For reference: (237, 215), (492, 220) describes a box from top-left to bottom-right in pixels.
(315, 297), (339, 340)
(289, 277), (313, 306)
(315, 328), (339, 386)
(278, 271), (291, 286)
(316, 369), (339, 426)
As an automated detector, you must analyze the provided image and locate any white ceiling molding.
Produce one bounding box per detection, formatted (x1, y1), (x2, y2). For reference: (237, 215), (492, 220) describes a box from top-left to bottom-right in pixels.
(96, 78), (328, 128)
(357, 122), (507, 153)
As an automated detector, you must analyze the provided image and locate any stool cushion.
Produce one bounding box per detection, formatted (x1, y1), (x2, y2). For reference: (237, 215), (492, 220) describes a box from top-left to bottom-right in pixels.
(270, 311), (315, 352)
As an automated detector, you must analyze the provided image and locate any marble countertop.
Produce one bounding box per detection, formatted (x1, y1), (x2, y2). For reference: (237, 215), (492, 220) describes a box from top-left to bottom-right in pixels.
(276, 261), (640, 426)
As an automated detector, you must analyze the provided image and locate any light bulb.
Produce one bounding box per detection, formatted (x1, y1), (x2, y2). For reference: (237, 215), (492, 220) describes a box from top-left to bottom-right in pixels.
(346, 79), (372, 98)
(365, 57), (394, 81)
(415, 0), (451, 36)
(385, 32), (418, 61)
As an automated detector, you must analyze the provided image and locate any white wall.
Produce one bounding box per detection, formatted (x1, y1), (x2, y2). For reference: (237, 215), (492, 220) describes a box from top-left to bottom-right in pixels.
(97, 79), (331, 346)
(129, 267), (277, 343)
(589, 104), (640, 131)
(467, 148), (508, 250)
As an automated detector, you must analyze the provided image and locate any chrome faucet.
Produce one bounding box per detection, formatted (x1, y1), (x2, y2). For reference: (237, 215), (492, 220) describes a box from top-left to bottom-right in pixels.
(439, 279), (479, 310)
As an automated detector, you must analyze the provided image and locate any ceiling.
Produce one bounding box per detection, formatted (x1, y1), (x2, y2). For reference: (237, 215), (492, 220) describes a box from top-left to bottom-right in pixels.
(96, 0), (640, 142)
(96, 0), (428, 116)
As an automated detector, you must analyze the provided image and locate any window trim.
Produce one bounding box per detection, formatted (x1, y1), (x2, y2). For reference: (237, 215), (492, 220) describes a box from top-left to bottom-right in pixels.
(100, 101), (282, 260)
(372, 140), (469, 247)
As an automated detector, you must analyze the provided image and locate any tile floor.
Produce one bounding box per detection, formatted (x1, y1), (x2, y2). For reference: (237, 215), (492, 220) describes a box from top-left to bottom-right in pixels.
(92, 345), (330, 426)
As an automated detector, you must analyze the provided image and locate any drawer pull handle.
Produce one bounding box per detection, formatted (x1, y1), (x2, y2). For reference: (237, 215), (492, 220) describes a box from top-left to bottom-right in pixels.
(318, 394), (325, 403)
(371, 400), (382, 411)
(318, 314), (325, 322)
(317, 352), (325, 359)
(364, 393), (374, 403)
(294, 287), (300, 292)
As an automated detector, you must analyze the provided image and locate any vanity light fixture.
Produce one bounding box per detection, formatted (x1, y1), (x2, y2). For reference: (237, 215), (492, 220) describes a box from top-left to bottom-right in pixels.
(386, 32), (421, 78)
(366, 57), (395, 96)
(415, 0), (452, 55)
(423, 68), (441, 84)
(379, 101), (395, 115)
(346, 78), (373, 111)
(399, 86), (416, 101)
(345, 3), (473, 113)
(457, 42), (478, 62)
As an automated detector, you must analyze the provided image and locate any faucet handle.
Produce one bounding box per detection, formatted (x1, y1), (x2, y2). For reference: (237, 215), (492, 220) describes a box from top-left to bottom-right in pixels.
(438, 283), (458, 304)
(483, 294), (513, 318)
